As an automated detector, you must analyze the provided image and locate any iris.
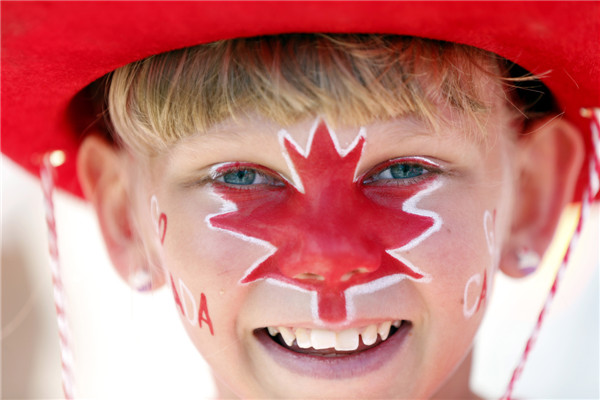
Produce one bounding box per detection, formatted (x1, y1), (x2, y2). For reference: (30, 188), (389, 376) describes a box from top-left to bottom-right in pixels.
(389, 164), (425, 179)
(223, 169), (257, 185)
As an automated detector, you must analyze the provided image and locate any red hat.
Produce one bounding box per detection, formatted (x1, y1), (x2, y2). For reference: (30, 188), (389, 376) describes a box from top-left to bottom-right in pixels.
(2, 1), (599, 198)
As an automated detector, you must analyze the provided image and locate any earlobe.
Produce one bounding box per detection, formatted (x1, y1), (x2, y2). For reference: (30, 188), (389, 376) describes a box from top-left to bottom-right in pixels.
(77, 134), (165, 290)
(500, 117), (584, 278)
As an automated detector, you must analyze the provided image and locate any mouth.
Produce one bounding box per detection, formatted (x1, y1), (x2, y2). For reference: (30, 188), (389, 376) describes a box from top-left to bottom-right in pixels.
(260, 320), (406, 357)
(254, 319), (412, 379)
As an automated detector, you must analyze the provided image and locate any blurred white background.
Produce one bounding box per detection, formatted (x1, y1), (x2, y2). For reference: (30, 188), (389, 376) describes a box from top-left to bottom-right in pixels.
(2, 155), (598, 399)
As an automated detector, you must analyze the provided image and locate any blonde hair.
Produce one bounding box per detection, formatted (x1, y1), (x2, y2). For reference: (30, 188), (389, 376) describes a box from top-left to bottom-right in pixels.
(107, 34), (527, 155)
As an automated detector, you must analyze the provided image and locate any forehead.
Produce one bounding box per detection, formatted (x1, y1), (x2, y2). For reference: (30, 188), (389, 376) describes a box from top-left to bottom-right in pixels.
(156, 106), (514, 188)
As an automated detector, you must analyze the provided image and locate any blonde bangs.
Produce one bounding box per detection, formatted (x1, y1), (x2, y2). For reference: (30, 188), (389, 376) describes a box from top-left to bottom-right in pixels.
(108, 35), (505, 155)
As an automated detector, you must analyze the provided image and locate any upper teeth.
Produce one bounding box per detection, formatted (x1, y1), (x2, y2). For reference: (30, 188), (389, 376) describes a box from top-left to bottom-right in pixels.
(267, 320), (402, 352)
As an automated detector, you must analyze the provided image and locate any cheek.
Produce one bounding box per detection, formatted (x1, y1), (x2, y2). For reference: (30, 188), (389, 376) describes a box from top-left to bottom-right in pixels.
(167, 223), (270, 286)
(168, 273), (214, 336)
(162, 190), (268, 280)
(403, 207), (496, 380)
(412, 206), (496, 321)
(157, 191), (268, 340)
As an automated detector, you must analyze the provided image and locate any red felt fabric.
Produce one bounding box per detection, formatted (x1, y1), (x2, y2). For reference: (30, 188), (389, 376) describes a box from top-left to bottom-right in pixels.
(1, 1), (599, 198)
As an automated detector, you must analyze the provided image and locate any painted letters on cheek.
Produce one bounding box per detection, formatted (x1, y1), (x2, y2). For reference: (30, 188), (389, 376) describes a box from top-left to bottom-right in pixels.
(170, 274), (214, 336)
(153, 196), (214, 335)
(208, 119), (442, 323)
(463, 210), (496, 319)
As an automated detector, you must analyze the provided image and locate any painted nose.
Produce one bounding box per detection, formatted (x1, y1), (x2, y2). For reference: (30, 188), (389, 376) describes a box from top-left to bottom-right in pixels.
(279, 233), (381, 286)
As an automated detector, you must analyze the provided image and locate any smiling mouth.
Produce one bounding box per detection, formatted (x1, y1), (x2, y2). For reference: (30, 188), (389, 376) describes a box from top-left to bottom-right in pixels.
(258, 320), (409, 356)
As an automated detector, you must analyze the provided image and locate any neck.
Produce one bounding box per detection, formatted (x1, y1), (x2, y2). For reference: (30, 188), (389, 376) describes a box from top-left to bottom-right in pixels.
(433, 349), (481, 399)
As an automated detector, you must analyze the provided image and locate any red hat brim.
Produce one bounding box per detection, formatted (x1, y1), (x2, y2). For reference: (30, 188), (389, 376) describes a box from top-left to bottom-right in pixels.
(2, 1), (599, 198)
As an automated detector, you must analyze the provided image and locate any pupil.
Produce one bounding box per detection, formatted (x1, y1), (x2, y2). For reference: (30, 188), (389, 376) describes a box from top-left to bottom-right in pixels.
(390, 164), (423, 179)
(224, 169), (256, 185)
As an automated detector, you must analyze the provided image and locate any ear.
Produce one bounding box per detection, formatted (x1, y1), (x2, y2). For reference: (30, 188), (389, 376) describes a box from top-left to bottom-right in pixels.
(500, 116), (585, 278)
(77, 134), (165, 291)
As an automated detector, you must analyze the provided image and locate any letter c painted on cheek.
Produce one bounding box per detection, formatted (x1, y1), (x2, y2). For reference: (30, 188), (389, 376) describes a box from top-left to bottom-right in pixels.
(153, 200), (214, 335)
(462, 210), (495, 319)
(463, 270), (487, 319)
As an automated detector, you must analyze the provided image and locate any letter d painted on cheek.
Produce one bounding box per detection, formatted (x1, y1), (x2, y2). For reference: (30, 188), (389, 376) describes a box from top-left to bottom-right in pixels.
(180, 279), (199, 326)
(169, 274), (214, 336)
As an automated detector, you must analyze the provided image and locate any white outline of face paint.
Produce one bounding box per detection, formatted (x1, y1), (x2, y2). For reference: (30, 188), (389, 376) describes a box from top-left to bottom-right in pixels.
(179, 278), (198, 326)
(150, 194), (168, 245)
(151, 195), (161, 235)
(206, 191), (278, 283)
(463, 273), (482, 319)
(278, 118), (367, 194)
(463, 210), (495, 319)
(206, 117), (443, 324)
(483, 210), (495, 257)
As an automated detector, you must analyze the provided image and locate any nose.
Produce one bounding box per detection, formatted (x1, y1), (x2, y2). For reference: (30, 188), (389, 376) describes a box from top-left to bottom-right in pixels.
(278, 232), (381, 287)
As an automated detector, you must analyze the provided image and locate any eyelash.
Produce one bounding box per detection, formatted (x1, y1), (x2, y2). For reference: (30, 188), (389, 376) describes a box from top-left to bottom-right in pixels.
(210, 163), (286, 189)
(361, 157), (442, 186)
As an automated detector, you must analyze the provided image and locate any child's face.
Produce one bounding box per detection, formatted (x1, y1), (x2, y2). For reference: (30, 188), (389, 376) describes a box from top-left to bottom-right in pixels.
(139, 100), (517, 398)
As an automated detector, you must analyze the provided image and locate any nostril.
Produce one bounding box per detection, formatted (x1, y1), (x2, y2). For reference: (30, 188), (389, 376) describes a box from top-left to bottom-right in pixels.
(340, 267), (370, 282)
(294, 272), (326, 281)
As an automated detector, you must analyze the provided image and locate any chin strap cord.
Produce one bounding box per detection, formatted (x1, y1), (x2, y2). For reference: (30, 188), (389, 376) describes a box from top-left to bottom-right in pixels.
(40, 153), (75, 400)
(502, 108), (600, 400)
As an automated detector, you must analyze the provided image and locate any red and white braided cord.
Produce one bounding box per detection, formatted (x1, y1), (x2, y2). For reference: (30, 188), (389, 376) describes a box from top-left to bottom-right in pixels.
(40, 155), (75, 399)
(502, 108), (600, 400)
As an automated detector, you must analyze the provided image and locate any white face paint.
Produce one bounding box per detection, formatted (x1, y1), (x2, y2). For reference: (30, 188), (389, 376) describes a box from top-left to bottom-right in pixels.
(463, 273), (482, 319)
(150, 195), (167, 245)
(462, 210), (495, 319)
(150, 195), (161, 234)
(484, 209), (495, 257)
(179, 277), (198, 326)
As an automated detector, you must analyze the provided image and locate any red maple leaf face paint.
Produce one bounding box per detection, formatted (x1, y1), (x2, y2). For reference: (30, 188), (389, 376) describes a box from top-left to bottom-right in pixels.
(208, 120), (442, 323)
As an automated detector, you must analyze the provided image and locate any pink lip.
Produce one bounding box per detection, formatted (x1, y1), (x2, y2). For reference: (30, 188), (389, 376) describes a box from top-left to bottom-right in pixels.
(254, 321), (412, 380)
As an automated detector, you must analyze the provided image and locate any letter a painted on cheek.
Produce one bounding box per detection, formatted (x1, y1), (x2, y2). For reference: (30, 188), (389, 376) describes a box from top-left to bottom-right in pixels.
(198, 293), (214, 336)
(208, 120), (440, 323)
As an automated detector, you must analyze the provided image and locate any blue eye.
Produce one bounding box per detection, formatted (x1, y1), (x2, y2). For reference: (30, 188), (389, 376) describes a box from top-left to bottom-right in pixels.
(363, 160), (436, 186)
(213, 164), (285, 188)
(222, 169), (257, 185)
(387, 163), (426, 179)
